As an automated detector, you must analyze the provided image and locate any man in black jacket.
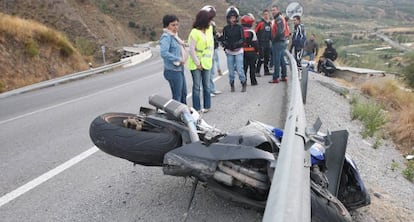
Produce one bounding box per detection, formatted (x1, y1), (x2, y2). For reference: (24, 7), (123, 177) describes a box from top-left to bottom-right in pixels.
(221, 6), (247, 92)
(255, 9), (272, 76)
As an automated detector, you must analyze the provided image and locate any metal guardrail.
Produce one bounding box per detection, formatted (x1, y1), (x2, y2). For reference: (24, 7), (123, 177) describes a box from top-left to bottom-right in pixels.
(0, 59), (131, 99)
(263, 51), (310, 222)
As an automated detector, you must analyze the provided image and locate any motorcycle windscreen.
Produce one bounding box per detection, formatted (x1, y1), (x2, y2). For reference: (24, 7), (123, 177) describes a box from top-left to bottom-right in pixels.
(325, 130), (348, 197)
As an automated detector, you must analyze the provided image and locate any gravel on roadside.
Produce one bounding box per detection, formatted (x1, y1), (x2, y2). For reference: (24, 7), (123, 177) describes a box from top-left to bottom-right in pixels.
(304, 71), (414, 222)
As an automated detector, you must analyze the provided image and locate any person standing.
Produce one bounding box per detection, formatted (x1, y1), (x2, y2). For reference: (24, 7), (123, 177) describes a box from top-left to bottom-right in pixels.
(160, 14), (187, 104)
(269, 5), (287, 83)
(200, 5), (222, 97)
(188, 10), (214, 113)
(255, 9), (272, 77)
(291, 15), (306, 68)
(303, 34), (319, 61)
(241, 14), (259, 86)
(221, 6), (247, 92)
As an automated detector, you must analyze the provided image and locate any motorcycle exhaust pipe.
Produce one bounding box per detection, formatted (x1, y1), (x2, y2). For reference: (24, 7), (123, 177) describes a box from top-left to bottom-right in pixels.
(218, 162), (269, 190)
(213, 170), (234, 186)
(222, 161), (268, 182)
(149, 94), (199, 142)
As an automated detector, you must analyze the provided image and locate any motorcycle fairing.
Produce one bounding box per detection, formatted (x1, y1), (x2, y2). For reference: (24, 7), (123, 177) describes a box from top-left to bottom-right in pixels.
(219, 120), (280, 153)
(325, 130), (348, 197)
(163, 141), (276, 179)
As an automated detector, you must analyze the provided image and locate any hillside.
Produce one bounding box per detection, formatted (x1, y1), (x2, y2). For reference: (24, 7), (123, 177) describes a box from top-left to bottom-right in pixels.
(0, 13), (88, 93)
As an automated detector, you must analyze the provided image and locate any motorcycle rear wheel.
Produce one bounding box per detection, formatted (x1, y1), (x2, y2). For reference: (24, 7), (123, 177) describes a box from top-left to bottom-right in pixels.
(89, 112), (182, 166)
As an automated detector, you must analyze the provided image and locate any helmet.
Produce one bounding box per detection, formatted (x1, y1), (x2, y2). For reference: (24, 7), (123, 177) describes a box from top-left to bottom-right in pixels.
(201, 5), (216, 18)
(247, 13), (255, 21)
(226, 6), (240, 19)
(201, 5), (216, 12)
(241, 15), (255, 27)
(324, 39), (334, 46)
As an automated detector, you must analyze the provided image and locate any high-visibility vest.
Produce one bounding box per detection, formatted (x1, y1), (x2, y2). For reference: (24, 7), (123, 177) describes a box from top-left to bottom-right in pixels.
(187, 26), (214, 70)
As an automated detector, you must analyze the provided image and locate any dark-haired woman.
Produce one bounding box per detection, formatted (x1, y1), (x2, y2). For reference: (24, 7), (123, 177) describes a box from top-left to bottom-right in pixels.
(160, 14), (188, 104)
(187, 10), (214, 113)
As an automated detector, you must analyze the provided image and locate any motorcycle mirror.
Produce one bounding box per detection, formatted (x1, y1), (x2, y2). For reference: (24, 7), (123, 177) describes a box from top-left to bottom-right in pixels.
(305, 118), (333, 150)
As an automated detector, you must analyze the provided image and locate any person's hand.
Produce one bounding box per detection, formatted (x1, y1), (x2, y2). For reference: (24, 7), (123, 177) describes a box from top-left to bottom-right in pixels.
(197, 64), (203, 70)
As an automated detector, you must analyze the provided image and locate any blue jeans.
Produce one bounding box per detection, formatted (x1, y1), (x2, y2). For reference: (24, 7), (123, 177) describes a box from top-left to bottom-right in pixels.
(191, 69), (211, 111)
(226, 53), (246, 83)
(163, 69), (187, 104)
(272, 41), (287, 79)
(303, 51), (315, 61)
(210, 49), (220, 93)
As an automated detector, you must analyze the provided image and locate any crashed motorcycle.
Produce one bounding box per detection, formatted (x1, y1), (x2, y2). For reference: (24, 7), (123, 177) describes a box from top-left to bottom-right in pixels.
(89, 95), (370, 221)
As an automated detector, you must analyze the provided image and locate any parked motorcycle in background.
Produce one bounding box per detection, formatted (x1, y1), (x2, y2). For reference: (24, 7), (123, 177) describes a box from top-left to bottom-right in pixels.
(89, 95), (370, 221)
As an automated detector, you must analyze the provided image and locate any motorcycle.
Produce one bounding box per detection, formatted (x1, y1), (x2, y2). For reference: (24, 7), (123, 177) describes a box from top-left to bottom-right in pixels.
(89, 95), (370, 221)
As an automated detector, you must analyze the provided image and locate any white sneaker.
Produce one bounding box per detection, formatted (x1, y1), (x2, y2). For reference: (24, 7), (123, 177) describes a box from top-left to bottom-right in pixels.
(202, 108), (209, 113)
(213, 90), (222, 95)
(210, 93), (215, 97)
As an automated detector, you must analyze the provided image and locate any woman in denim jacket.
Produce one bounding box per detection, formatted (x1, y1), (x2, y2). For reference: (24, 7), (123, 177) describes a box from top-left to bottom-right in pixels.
(160, 15), (188, 104)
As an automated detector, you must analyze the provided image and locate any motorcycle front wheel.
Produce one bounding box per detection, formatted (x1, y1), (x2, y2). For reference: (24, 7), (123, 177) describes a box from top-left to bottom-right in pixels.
(89, 112), (182, 166)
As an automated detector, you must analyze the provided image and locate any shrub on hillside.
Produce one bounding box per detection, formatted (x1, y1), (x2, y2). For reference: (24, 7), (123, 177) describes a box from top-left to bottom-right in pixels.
(402, 52), (414, 88)
(24, 38), (39, 58)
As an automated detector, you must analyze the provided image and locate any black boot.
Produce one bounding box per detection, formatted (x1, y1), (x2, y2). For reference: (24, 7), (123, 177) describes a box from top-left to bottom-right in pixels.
(230, 81), (235, 92)
(241, 82), (247, 92)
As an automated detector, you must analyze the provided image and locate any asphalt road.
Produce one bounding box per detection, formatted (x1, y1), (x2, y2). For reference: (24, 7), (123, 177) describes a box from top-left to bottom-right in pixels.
(0, 49), (289, 222)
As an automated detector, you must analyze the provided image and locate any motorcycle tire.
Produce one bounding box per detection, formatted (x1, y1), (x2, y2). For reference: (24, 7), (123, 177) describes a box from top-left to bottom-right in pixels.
(311, 183), (352, 222)
(89, 112), (182, 166)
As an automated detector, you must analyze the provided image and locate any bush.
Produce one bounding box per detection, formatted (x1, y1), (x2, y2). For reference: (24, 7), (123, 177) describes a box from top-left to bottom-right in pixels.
(24, 38), (39, 57)
(402, 52), (414, 88)
(351, 99), (386, 138)
(403, 161), (414, 182)
(128, 21), (136, 28)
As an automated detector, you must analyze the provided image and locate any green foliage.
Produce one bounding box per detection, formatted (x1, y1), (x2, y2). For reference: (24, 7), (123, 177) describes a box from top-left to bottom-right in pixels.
(403, 161), (414, 182)
(150, 30), (156, 37)
(402, 52), (414, 88)
(351, 99), (386, 138)
(24, 38), (39, 57)
(128, 21), (136, 28)
(97, 0), (110, 14)
(75, 37), (95, 56)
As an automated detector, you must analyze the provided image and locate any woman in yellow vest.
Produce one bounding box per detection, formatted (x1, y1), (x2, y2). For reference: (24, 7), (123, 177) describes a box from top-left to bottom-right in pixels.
(188, 10), (214, 113)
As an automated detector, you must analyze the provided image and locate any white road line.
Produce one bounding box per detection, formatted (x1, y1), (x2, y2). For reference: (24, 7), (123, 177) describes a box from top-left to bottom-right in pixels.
(0, 69), (228, 208)
(0, 146), (99, 208)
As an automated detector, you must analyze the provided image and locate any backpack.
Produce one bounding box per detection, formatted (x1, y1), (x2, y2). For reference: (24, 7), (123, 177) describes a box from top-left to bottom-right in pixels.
(243, 29), (253, 47)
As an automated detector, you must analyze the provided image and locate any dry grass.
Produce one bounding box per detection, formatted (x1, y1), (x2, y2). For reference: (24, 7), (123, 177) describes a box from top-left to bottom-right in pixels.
(0, 12), (87, 92)
(0, 13), (75, 57)
(361, 78), (414, 154)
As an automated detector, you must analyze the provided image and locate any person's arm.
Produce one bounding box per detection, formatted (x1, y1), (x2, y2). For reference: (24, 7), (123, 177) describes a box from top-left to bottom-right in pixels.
(255, 22), (262, 35)
(188, 35), (202, 69)
(160, 35), (181, 65)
